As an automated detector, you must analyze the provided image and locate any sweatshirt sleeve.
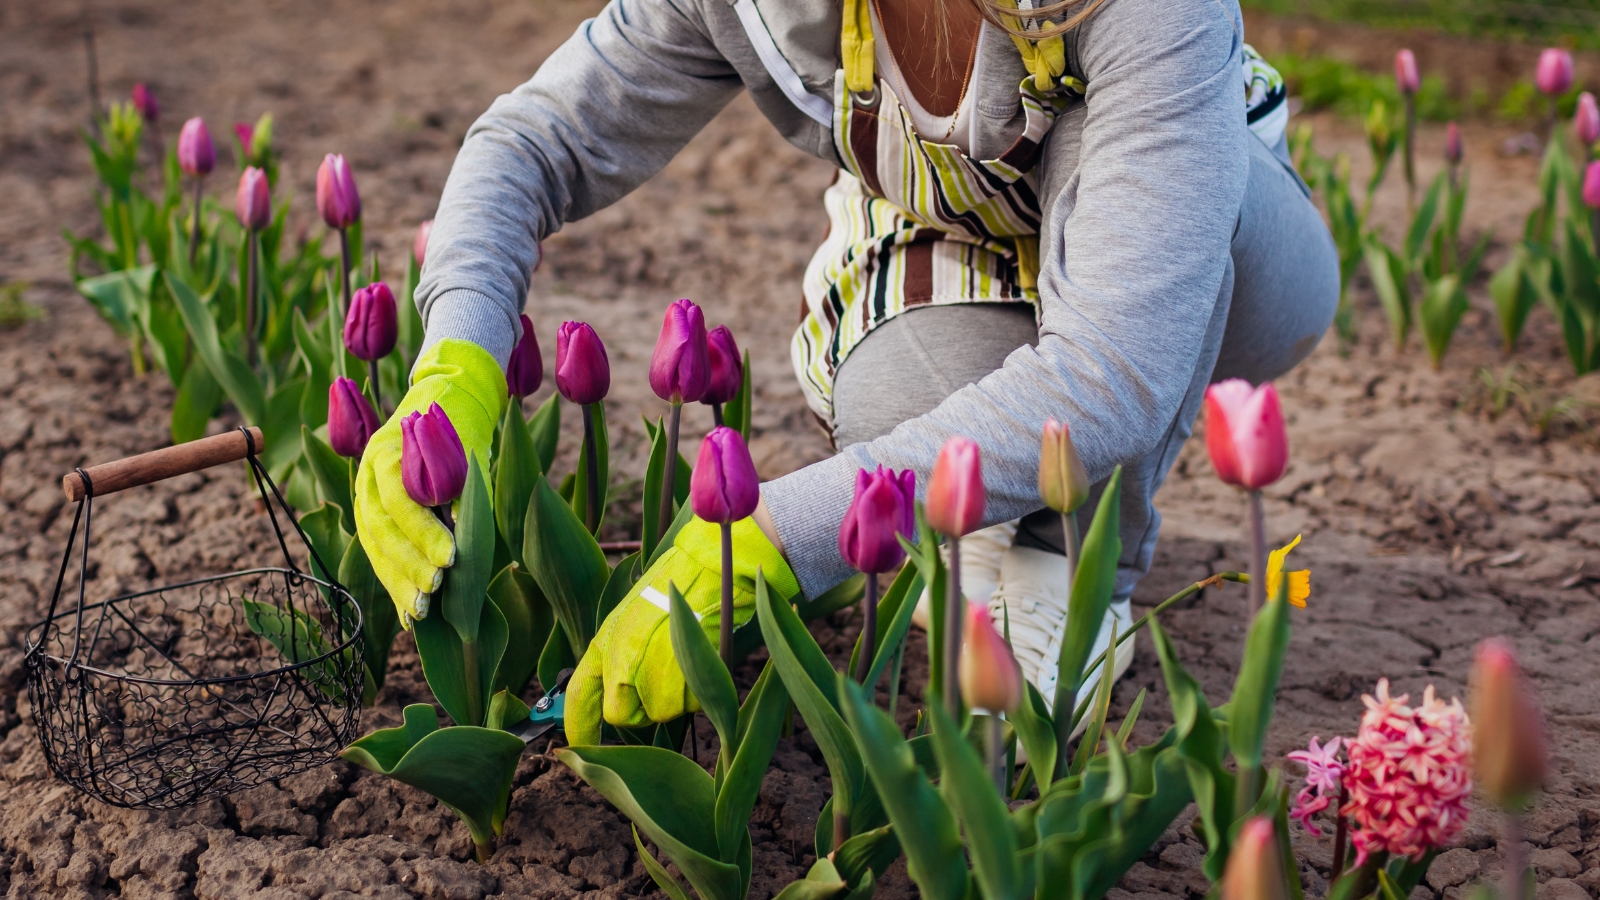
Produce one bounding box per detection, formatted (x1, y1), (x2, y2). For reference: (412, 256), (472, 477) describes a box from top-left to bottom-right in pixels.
(416, 0), (744, 366)
(762, 0), (1250, 598)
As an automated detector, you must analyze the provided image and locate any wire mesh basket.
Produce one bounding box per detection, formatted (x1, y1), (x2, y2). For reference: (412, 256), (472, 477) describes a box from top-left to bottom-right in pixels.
(25, 427), (365, 809)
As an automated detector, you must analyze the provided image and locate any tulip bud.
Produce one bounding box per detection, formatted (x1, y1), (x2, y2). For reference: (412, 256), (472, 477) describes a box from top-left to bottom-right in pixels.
(328, 376), (381, 458)
(703, 325), (743, 406)
(1536, 48), (1574, 97)
(1584, 161), (1600, 209)
(414, 220), (433, 268)
(555, 321), (610, 405)
(1470, 638), (1548, 811)
(927, 436), (984, 537)
(1576, 93), (1600, 147)
(1220, 818), (1288, 900)
(690, 426), (760, 524)
(507, 314), (543, 397)
(1039, 418), (1090, 514)
(839, 466), (916, 574)
(131, 83), (159, 124)
(1203, 379), (1289, 491)
(1444, 122), (1464, 166)
(344, 282), (399, 362)
(958, 602), (1023, 712)
(1394, 49), (1420, 96)
(1364, 99), (1392, 150)
(401, 402), (468, 509)
(235, 167), (271, 232)
(316, 153), (362, 229)
(234, 122), (255, 156)
(177, 117), (215, 177)
(649, 298), (710, 404)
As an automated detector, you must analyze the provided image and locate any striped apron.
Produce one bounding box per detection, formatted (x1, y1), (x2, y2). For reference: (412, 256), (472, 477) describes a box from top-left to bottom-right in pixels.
(787, 0), (1288, 424)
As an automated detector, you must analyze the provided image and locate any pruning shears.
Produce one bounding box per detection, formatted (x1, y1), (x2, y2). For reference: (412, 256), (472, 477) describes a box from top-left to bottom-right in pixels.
(505, 667), (572, 745)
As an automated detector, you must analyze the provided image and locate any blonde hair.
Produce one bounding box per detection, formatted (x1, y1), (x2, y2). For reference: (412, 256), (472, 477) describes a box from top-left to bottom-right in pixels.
(959, 0), (1109, 40)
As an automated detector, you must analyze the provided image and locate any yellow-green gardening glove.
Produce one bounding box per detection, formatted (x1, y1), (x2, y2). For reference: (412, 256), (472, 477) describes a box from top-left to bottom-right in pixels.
(355, 339), (508, 627)
(564, 516), (799, 746)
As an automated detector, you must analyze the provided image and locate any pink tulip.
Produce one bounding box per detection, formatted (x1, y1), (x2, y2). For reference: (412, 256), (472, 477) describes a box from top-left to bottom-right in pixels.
(234, 167), (271, 231)
(1470, 638), (1548, 810)
(1444, 122), (1463, 166)
(131, 83), (159, 124)
(316, 153), (362, 229)
(554, 321), (610, 405)
(507, 314), (543, 397)
(1584, 161), (1600, 209)
(1220, 818), (1288, 900)
(414, 220), (433, 268)
(649, 298), (710, 404)
(1577, 93), (1600, 146)
(328, 376), (381, 458)
(177, 117), (215, 177)
(1394, 49), (1419, 95)
(839, 466), (916, 574)
(1536, 48), (1574, 97)
(958, 603), (1023, 713)
(401, 403), (468, 509)
(690, 426), (760, 524)
(344, 283), (398, 362)
(927, 436), (984, 537)
(234, 122), (255, 155)
(1203, 379), (1288, 491)
(702, 325), (743, 406)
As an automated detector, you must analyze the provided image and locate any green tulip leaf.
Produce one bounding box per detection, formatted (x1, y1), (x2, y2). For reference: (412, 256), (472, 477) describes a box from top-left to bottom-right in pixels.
(846, 563), (922, 688)
(494, 400), (542, 569)
(1227, 575), (1292, 772)
(634, 825), (697, 900)
(668, 585), (739, 762)
(641, 416), (670, 560)
(714, 661), (789, 864)
(571, 402), (610, 532)
(262, 377), (308, 480)
(171, 360), (221, 445)
(297, 503), (351, 587)
(340, 535), (397, 705)
(1011, 680), (1058, 794)
(773, 858), (851, 900)
(597, 551), (641, 633)
(441, 457), (495, 644)
(293, 308), (333, 429)
(1056, 466), (1122, 743)
(1149, 619), (1234, 881)
(301, 426), (353, 532)
(925, 700), (1024, 900)
(523, 474), (611, 657)
(168, 272), (266, 424)
(414, 593), (509, 727)
(487, 564), (551, 697)
(242, 599), (351, 704)
(538, 621), (577, 697)
(528, 393), (560, 475)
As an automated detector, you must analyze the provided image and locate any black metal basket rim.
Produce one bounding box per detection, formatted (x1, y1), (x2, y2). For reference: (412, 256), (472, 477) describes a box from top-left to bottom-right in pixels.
(25, 566), (365, 688)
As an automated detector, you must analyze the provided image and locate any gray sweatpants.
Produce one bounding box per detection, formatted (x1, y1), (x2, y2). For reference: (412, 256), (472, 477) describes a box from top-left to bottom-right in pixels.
(832, 133), (1338, 600)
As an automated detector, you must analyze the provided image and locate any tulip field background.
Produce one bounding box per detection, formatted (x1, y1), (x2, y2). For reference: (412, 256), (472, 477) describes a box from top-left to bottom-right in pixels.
(3, 1), (1600, 898)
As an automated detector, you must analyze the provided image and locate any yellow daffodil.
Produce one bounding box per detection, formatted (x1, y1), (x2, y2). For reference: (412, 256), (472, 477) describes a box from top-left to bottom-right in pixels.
(1266, 534), (1311, 608)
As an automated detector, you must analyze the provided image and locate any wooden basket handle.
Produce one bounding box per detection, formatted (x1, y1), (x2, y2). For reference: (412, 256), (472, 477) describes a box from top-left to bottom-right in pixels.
(62, 427), (266, 502)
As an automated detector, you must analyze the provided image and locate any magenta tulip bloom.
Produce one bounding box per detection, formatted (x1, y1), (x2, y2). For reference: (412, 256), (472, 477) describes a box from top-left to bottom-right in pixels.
(401, 403), (468, 509)
(1203, 379), (1288, 491)
(554, 321), (609, 405)
(1444, 122), (1463, 165)
(1394, 49), (1419, 95)
(316, 153), (362, 229)
(344, 282), (398, 362)
(1584, 161), (1600, 209)
(649, 298), (710, 404)
(414, 219), (433, 267)
(703, 325), (743, 406)
(1577, 93), (1600, 146)
(131, 83), (159, 124)
(507, 314), (543, 397)
(328, 376), (381, 458)
(235, 167), (271, 231)
(177, 117), (215, 177)
(927, 436), (984, 537)
(234, 122), (254, 154)
(690, 426), (760, 524)
(1536, 48), (1574, 97)
(839, 466), (916, 574)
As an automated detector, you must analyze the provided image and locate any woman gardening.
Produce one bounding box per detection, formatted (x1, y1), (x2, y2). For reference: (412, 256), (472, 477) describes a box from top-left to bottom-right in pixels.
(352, 0), (1340, 742)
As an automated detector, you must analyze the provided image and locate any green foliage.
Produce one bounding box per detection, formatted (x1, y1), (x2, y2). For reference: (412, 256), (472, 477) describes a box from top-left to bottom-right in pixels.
(522, 474), (611, 657)
(1272, 53), (1457, 121)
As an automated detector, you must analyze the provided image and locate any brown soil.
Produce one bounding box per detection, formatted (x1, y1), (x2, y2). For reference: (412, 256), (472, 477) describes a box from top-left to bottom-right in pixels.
(2, 2), (1599, 899)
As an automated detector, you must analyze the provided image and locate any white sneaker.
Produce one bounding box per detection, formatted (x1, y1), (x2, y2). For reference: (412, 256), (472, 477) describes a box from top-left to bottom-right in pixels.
(988, 545), (1134, 739)
(911, 520), (1017, 630)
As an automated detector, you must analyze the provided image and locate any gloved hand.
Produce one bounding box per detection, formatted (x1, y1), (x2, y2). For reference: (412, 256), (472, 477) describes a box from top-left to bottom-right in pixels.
(354, 339), (507, 627)
(564, 516), (799, 746)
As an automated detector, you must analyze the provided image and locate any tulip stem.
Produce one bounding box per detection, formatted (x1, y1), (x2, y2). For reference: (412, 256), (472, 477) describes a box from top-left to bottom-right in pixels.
(720, 521), (734, 665)
(245, 229), (259, 369)
(944, 535), (963, 715)
(432, 505), (455, 534)
(368, 358), (382, 414)
(337, 227), (353, 320)
(1403, 94), (1417, 215)
(987, 715), (1006, 793)
(1248, 490), (1267, 614)
(659, 403), (682, 543)
(582, 403), (602, 534)
(1331, 785), (1349, 879)
(712, 403), (724, 428)
(854, 572), (878, 683)
(189, 177), (204, 268)
(1503, 813), (1529, 900)
(1061, 510), (1081, 602)
(888, 637), (905, 719)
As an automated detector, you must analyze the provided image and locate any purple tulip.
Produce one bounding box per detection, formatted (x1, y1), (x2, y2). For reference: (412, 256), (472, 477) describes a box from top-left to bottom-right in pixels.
(344, 283), (399, 362)
(316, 153), (362, 229)
(1577, 93), (1600, 146)
(649, 299), (710, 404)
(414, 220), (433, 268)
(234, 122), (255, 154)
(131, 83), (159, 124)
(838, 466), (916, 574)
(690, 426), (760, 524)
(401, 403), (468, 509)
(235, 167), (271, 231)
(507, 314), (543, 397)
(328, 376), (381, 458)
(1583, 161), (1600, 209)
(1536, 48), (1574, 97)
(177, 117), (215, 177)
(1394, 49), (1419, 95)
(555, 321), (609, 405)
(1444, 122), (1463, 166)
(703, 325), (743, 406)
